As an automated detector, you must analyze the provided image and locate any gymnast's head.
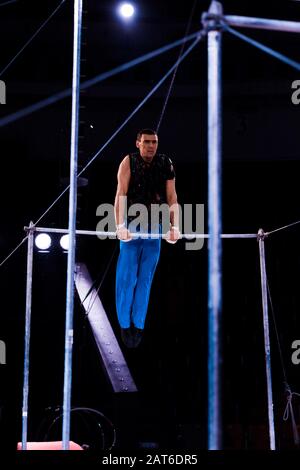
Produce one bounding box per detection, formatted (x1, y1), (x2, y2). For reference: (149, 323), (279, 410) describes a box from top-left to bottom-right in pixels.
(136, 128), (158, 162)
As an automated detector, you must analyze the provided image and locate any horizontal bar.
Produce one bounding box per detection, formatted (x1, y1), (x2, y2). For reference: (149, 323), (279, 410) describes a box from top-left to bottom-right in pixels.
(24, 226), (258, 239)
(224, 15), (300, 33)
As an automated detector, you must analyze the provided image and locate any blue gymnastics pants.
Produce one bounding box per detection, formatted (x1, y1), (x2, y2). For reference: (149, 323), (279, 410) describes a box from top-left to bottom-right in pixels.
(115, 235), (161, 330)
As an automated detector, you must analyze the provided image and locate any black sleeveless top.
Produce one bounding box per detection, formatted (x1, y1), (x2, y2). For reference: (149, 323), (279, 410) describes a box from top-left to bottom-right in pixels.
(127, 152), (175, 209)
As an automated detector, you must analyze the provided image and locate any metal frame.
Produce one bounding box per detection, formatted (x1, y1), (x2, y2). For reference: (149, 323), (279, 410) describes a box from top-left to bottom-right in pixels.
(258, 229), (275, 450)
(207, 1), (223, 450)
(21, 222), (34, 450)
(61, 0), (83, 450)
(21, 224), (270, 448)
(75, 262), (138, 393)
(20, 0), (300, 452)
(203, 0), (300, 450)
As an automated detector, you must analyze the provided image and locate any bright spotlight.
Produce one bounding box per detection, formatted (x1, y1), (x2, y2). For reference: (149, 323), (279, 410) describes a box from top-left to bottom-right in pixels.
(60, 234), (69, 251)
(118, 2), (135, 19)
(35, 233), (51, 250)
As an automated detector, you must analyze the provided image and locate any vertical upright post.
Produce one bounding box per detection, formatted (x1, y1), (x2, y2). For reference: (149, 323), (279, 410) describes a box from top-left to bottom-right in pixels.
(206, 1), (223, 450)
(62, 0), (83, 450)
(257, 229), (276, 450)
(21, 222), (34, 450)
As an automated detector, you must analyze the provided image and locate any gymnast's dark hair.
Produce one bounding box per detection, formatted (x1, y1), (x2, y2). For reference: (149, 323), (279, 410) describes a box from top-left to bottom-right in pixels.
(136, 129), (157, 141)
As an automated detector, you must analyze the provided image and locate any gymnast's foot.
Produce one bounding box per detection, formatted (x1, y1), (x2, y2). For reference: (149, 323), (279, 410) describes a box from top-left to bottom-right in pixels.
(131, 325), (143, 348)
(120, 327), (133, 348)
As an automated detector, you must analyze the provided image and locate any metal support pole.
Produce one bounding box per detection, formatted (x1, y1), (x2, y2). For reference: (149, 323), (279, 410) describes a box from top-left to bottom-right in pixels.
(258, 229), (276, 450)
(206, 1), (223, 450)
(62, 0), (83, 450)
(21, 222), (34, 450)
(224, 15), (300, 33)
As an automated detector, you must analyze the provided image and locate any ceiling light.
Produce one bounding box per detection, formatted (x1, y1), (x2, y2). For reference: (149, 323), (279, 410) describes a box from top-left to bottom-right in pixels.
(35, 233), (51, 250)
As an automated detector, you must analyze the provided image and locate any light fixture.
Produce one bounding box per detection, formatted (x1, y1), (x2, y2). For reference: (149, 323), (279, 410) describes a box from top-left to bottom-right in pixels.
(60, 234), (69, 251)
(35, 233), (52, 251)
(117, 2), (135, 20)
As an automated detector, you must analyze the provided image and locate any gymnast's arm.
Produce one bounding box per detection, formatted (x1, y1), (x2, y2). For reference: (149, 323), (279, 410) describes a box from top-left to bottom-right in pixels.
(166, 178), (180, 243)
(114, 155), (132, 241)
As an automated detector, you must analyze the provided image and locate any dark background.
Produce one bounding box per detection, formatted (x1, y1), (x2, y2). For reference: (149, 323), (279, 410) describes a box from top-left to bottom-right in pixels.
(0, 0), (300, 457)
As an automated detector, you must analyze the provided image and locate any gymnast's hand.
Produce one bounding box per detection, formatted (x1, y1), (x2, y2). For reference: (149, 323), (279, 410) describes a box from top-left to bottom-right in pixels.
(116, 223), (132, 242)
(165, 226), (180, 244)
